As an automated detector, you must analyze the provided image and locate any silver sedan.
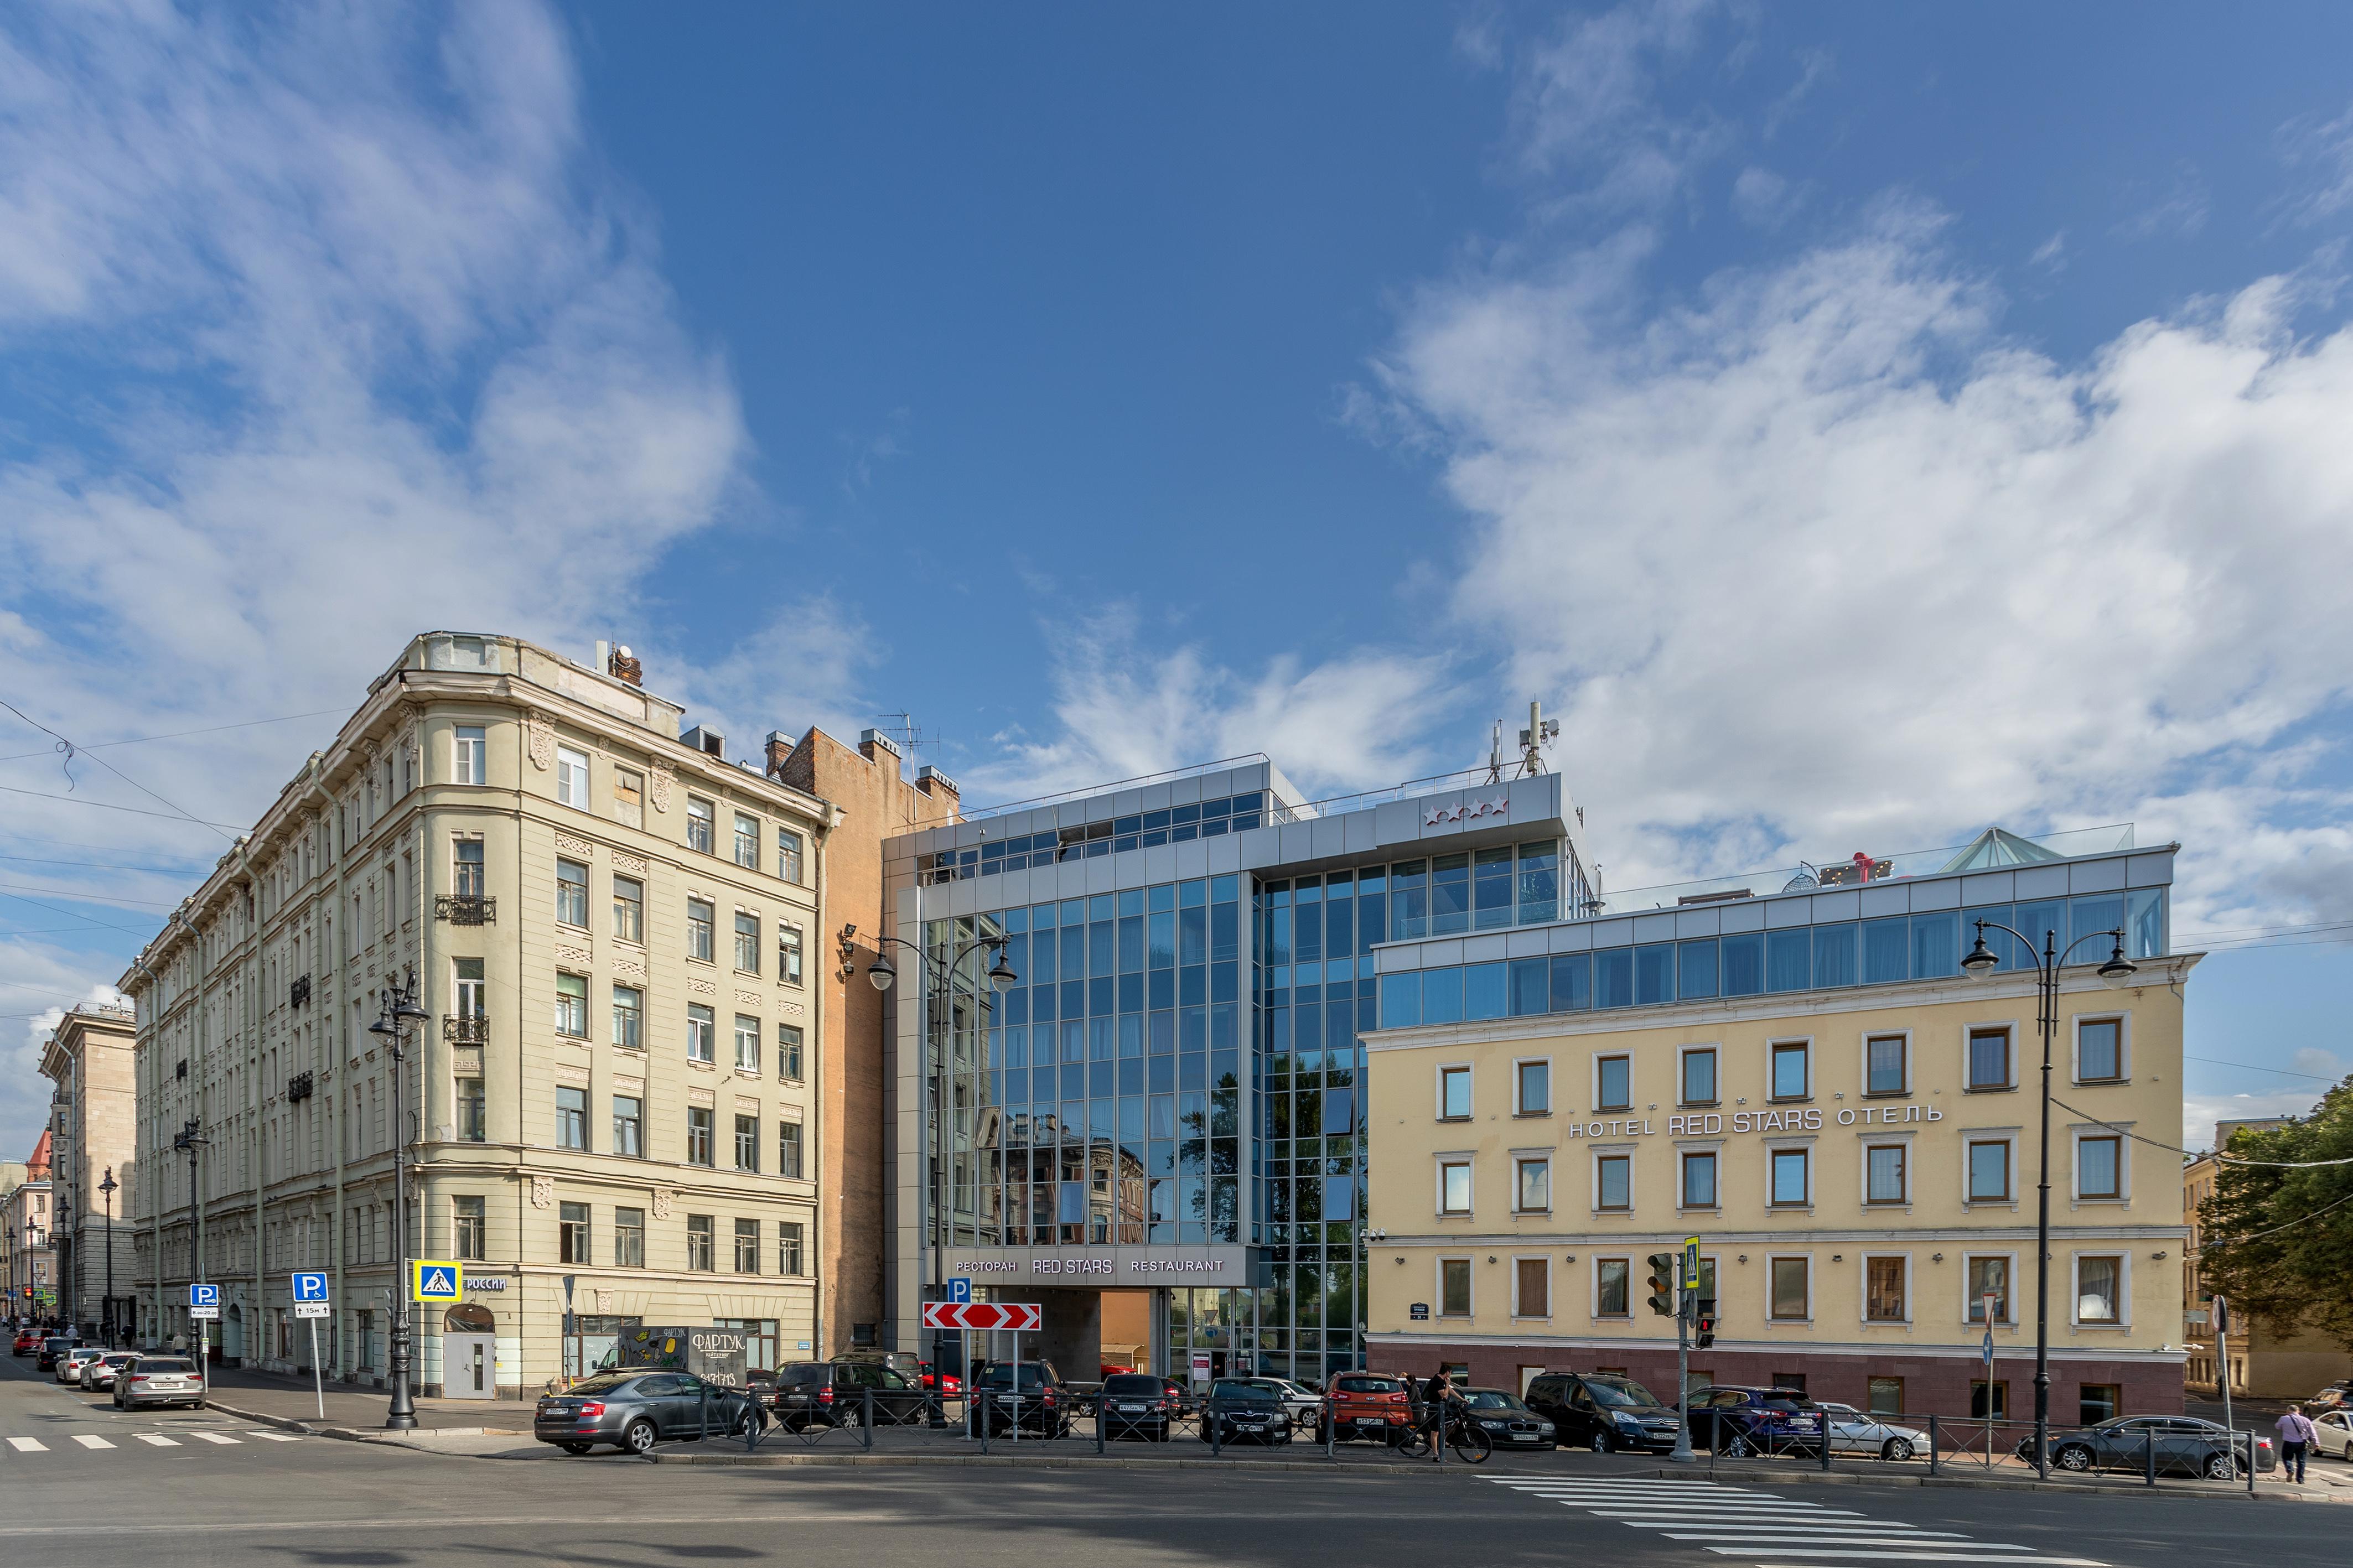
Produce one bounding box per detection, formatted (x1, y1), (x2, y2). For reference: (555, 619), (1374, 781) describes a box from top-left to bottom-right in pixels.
(1817, 1401), (1929, 1460)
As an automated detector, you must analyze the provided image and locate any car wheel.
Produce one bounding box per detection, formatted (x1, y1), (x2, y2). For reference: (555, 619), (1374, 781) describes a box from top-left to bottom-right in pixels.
(623, 1420), (658, 1457)
(2202, 1452), (2236, 1481)
(2053, 1444), (2095, 1472)
(1590, 1430), (1615, 1455)
(1724, 1434), (1755, 1460)
(1882, 1437), (1914, 1462)
(558, 1441), (593, 1455)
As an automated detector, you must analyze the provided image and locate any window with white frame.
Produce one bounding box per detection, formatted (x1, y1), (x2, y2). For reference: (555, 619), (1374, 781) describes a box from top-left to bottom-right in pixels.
(1680, 1149), (1718, 1208)
(778, 923), (804, 985)
(687, 899), (714, 962)
(778, 1024), (805, 1082)
(1438, 1159), (1473, 1214)
(2074, 1254), (2123, 1323)
(1514, 1156), (1551, 1213)
(454, 725), (486, 785)
(2076, 1133), (2123, 1199)
(553, 973), (587, 1039)
(1515, 1058), (1550, 1115)
(734, 1014), (760, 1073)
(776, 827), (804, 884)
(733, 812), (760, 869)
(453, 836), (485, 898)
(1438, 1065), (1472, 1120)
(1967, 1137), (2011, 1202)
(686, 1004), (714, 1064)
(611, 875), (644, 942)
(557, 746), (590, 809)
(611, 985), (642, 1050)
(1769, 1146), (1810, 1206)
(555, 858), (589, 928)
(1770, 1040), (1810, 1100)
(1864, 1034), (1908, 1096)
(687, 796), (714, 854)
(1514, 1257), (1549, 1318)
(1865, 1143), (1907, 1204)
(733, 911), (760, 973)
(2076, 1017), (2125, 1083)
(1680, 1046), (1717, 1107)
(1594, 1152), (1631, 1210)
(1769, 1255), (1810, 1320)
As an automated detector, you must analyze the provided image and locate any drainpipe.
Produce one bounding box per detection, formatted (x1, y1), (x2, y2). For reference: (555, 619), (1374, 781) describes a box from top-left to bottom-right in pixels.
(234, 835), (263, 1366)
(126, 948), (163, 1345)
(172, 907), (206, 1341)
(302, 757), (350, 1378)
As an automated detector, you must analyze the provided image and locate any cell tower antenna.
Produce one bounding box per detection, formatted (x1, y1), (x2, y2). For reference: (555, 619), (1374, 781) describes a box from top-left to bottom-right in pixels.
(1518, 699), (1559, 776)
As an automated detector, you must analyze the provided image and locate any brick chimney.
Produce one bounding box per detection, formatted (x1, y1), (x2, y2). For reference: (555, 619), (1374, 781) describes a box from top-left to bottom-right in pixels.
(764, 730), (794, 781)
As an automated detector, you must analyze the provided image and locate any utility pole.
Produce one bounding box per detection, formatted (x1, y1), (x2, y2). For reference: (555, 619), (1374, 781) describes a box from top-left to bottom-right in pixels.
(369, 970), (429, 1431)
(98, 1169), (117, 1348)
(1670, 1236), (1698, 1463)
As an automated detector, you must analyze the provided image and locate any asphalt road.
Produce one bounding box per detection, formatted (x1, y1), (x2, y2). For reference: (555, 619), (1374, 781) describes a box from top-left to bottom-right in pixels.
(2, 1352), (2342, 1568)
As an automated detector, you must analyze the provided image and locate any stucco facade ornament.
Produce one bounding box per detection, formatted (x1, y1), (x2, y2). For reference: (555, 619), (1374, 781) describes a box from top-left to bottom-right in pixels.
(531, 1174), (555, 1210)
(525, 710), (555, 772)
(651, 1189), (676, 1220)
(647, 757), (673, 812)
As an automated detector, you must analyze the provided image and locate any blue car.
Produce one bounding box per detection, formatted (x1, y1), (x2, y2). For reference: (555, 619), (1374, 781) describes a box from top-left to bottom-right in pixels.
(1691, 1385), (1825, 1458)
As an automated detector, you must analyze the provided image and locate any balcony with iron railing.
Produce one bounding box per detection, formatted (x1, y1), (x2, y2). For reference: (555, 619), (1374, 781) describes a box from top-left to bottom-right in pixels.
(434, 894), (496, 925)
(444, 1013), (489, 1045)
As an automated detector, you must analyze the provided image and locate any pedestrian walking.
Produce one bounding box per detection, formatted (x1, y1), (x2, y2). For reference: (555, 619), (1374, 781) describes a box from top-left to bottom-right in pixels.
(2274, 1404), (2318, 1483)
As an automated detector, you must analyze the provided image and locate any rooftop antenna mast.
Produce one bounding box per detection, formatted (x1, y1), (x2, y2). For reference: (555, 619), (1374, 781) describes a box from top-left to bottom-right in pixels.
(1484, 720), (1506, 785)
(1518, 699), (1559, 777)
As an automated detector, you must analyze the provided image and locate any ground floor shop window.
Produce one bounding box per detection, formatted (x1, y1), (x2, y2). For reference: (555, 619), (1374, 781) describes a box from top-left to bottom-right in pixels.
(1771, 1371), (1806, 1394)
(2079, 1384), (2120, 1424)
(1868, 1377), (1904, 1416)
(713, 1317), (780, 1372)
(1971, 1380), (2008, 1420)
(564, 1314), (641, 1378)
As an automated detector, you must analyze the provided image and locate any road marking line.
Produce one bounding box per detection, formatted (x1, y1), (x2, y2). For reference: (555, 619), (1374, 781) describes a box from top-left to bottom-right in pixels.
(192, 1432), (239, 1444)
(5, 1437), (46, 1452)
(1662, 1535), (1980, 1545)
(135, 1434), (179, 1446)
(72, 1435), (113, 1449)
(1739, 1555), (2107, 1565)
(251, 1431), (302, 1441)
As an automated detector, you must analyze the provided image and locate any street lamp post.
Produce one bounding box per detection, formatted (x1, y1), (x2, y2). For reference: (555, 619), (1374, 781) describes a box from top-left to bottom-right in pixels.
(865, 928), (1016, 1425)
(369, 970), (431, 1431)
(172, 1120), (209, 1361)
(1961, 919), (2137, 1478)
(98, 1168), (117, 1348)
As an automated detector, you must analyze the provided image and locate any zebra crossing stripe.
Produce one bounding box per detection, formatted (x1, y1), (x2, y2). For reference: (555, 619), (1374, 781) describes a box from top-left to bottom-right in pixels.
(136, 1434), (179, 1446)
(72, 1435), (113, 1448)
(193, 1431), (240, 1445)
(5, 1437), (45, 1452)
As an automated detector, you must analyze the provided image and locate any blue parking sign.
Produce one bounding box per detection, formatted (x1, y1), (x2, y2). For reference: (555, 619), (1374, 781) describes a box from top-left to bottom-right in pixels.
(188, 1283), (219, 1307)
(291, 1272), (329, 1304)
(947, 1278), (972, 1304)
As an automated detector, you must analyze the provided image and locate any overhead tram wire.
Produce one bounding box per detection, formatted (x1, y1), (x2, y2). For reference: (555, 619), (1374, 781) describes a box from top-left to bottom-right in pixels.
(0, 705), (345, 765)
(2050, 1094), (2353, 1166)
(0, 699), (239, 842)
(2192, 1190), (2353, 1249)
(0, 781), (244, 829)
(2183, 1053), (2345, 1084)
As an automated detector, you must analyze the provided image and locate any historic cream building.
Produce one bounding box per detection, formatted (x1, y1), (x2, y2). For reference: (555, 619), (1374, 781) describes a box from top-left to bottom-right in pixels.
(38, 1003), (139, 1339)
(120, 632), (833, 1396)
(1364, 828), (2196, 1422)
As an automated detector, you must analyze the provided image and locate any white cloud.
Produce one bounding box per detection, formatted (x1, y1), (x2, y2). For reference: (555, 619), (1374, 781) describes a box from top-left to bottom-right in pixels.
(1730, 165), (1805, 229)
(1499, 0), (1732, 216)
(2111, 163), (2210, 242)
(2274, 101), (2353, 226)
(1362, 193), (2353, 930)
(1762, 48), (1834, 141)
(0, 0), (859, 1147)
(2029, 230), (2068, 271)
(960, 608), (1453, 807)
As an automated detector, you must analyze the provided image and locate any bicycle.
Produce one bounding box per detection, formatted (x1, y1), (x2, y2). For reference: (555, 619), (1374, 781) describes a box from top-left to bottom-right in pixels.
(1391, 1405), (1493, 1464)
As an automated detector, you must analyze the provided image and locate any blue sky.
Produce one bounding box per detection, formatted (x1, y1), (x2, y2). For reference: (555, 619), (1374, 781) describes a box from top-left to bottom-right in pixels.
(3, 0), (2351, 1155)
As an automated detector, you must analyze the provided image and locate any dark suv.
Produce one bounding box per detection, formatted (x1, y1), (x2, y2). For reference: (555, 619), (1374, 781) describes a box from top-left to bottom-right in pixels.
(1199, 1379), (1292, 1446)
(1691, 1385), (1825, 1457)
(1097, 1371), (1181, 1442)
(764, 1360), (927, 1429)
(975, 1359), (1070, 1437)
(1525, 1371), (1684, 1453)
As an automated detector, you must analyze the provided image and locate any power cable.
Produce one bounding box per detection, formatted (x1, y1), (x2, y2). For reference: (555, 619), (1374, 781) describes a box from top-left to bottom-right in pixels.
(2192, 1189), (2353, 1248)
(0, 781), (243, 829)
(0, 707), (344, 765)
(2050, 1094), (2353, 1166)
(0, 700), (237, 842)
(0, 852), (214, 876)
(2184, 1053), (2344, 1084)
(0, 881), (178, 910)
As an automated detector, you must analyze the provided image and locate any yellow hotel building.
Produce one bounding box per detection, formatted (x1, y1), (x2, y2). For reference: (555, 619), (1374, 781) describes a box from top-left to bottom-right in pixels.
(1363, 828), (2195, 1424)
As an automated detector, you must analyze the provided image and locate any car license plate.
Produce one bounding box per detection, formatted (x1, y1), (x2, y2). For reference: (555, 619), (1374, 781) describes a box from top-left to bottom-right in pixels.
(1511, 1434), (1542, 1443)
(1355, 1416), (1385, 1425)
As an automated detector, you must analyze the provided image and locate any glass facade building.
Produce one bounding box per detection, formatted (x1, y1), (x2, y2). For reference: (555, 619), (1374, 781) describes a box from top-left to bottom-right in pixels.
(884, 760), (1587, 1384)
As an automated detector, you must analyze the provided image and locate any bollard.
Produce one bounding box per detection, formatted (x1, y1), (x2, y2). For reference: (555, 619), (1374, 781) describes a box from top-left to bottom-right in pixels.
(1325, 1409), (1335, 1460)
(700, 1383), (711, 1442)
(2144, 1429), (2155, 1487)
(2246, 1429), (2256, 1494)
(1927, 1414), (1939, 1477)
(1210, 1398), (1222, 1457)
(863, 1386), (875, 1451)
(1096, 1394), (1107, 1455)
(1819, 1416), (1831, 1471)
(1010, 1392), (1020, 1446)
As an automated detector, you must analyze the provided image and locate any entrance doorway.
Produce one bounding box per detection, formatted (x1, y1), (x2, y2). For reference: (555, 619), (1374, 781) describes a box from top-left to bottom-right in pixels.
(442, 1303), (496, 1400)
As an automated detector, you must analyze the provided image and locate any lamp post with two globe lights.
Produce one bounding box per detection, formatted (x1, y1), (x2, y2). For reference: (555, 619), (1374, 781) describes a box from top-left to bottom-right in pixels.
(862, 930), (1017, 1425)
(367, 970), (431, 1431)
(1958, 917), (2137, 1478)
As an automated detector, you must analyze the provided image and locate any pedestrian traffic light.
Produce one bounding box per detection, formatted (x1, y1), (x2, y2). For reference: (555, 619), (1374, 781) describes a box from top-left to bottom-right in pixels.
(1694, 1296), (1717, 1349)
(1646, 1253), (1676, 1317)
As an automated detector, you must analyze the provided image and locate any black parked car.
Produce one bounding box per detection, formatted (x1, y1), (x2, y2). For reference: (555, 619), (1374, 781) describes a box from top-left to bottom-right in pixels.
(975, 1360), (1071, 1437)
(1097, 1371), (1183, 1441)
(761, 1360), (929, 1430)
(35, 1336), (74, 1372)
(1690, 1385), (1825, 1458)
(1199, 1378), (1292, 1445)
(1525, 1372), (1682, 1453)
(535, 1370), (756, 1456)
(1458, 1388), (1558, 1450)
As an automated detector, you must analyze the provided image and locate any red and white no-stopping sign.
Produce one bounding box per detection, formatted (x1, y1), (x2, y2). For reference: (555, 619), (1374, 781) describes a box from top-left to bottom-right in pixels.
(921, 1301), (1041, 1331)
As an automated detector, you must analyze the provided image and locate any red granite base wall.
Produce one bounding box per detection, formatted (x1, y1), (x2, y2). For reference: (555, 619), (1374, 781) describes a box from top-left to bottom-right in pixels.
(1370, 1341), (2182, 1422)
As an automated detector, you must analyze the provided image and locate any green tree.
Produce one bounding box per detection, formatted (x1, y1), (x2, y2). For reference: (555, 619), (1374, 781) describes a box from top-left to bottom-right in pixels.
(2195, 1076), (2353, 1350)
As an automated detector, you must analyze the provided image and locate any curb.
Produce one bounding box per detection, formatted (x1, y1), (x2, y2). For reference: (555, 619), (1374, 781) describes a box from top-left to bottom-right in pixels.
(204, 1396), (529, 1446)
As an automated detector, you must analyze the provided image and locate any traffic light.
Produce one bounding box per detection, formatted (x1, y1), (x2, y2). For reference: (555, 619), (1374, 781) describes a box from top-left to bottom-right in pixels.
(1646, 1253), (1676, 1317)
(1694, 1296), (1717, 1349)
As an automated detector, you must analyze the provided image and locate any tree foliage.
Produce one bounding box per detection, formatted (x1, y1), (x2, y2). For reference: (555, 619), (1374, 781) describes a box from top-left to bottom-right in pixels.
(2195, 1076), (2353, 1351)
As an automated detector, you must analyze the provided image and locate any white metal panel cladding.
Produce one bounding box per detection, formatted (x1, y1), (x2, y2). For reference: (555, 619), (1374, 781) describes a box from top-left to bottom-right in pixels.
(2069, 856), (2128, 893)
(2125, 852), (2174, 886)
(1674, 908), (1721, 937)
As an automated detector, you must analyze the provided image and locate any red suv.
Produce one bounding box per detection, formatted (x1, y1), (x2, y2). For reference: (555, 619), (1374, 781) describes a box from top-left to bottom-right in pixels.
(1320, 1371), (1413, 1444)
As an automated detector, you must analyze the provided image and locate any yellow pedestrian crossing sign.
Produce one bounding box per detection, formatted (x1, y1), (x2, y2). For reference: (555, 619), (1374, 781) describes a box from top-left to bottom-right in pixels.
(411, 1260), (461, 1302)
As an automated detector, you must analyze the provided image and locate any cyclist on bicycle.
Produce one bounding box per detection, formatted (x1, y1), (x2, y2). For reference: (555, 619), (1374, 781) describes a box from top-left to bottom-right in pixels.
(1416, 1367), (1466, 1455)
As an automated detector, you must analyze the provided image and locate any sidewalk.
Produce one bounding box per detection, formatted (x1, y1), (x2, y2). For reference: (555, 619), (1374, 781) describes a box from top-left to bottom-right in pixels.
(198, 1361), (532, 1436)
